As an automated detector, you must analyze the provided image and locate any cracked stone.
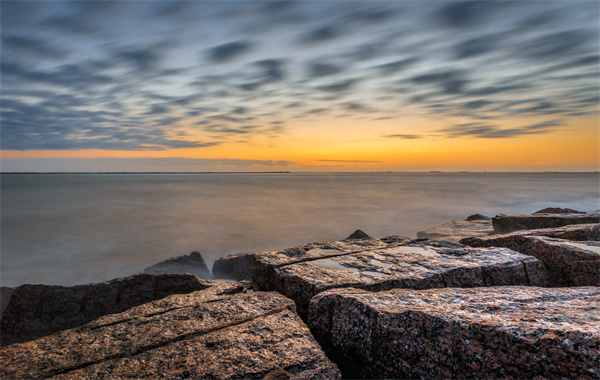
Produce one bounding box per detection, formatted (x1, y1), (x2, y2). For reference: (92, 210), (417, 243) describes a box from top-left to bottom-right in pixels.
(308, 286), (600, 379)
(492, 213), (599, 234)
(1, 281), (341, 379)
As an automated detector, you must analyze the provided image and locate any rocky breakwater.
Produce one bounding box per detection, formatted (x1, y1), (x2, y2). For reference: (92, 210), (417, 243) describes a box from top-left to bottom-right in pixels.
(1, 280), (341, 379)
(1, 273), (211, 347)
(460, 225), (600, 287)
(492, 211), (600, 234)
(308, 286), (600, 379)
(214, 232), (547, 319)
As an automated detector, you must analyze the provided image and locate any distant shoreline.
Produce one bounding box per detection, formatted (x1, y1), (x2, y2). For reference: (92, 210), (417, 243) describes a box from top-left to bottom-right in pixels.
(1, 171), (598, 175)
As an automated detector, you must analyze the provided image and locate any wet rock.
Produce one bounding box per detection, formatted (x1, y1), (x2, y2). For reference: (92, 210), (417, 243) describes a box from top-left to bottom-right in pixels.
(308, 286), (600, 379)
(229, 237), (547, 319)
(143, 251), (211, 279)
(212, 252), (258, 281)
(1, 282), (341, 380)
(534, 207), (586, 214)
(461, 234), (600, 286)
(417, 219), (493, 242)
(1, 273), (211, 347)
(492, 213), (600, 234)
(345, 229), (373, 240)
(0, 287), (14, 319)
(465, 213), (490, 221)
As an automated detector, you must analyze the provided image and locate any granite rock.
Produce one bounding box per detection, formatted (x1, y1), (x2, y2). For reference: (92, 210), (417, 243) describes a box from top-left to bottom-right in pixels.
(492, 213), (600, 234)
(465, 213), (490, 221)
(218, 237), (547, 319)
(534, 207), (586, 214)
(143, 251), (211, 279)
(308, 286), (600, 379)
(1, 282), (341, 380)
(1, 273), (212, 347)
(0, 287), (14, 319)
(461, 223), (600, 243)
(346, 229), (373, 240)
(417, 219), (493, 242)
(461, 234), (600, 286)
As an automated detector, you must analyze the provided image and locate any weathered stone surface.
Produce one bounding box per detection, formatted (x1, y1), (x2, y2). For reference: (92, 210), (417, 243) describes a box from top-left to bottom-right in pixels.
(492, 213), (600, 234)
(232, 237), (547, 319)
(1, 282), (341, 380)
(534, 207), (586, 214)
(466, 213), (490, 221)
(417, 219), (493, 241)
(212, 235), (411, 282)
(461, 223), (600, 243)
(143, 251), (211, 279)
(0, 287), (14, 319)
(1, 273), (211, 347)
(461, 234), (600, 286)
(308, 286), (600, 379)
(346, 229), (373, 240)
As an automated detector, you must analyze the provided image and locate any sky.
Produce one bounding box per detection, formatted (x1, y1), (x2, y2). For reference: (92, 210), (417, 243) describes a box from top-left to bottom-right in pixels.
(1, 0), (599, 172)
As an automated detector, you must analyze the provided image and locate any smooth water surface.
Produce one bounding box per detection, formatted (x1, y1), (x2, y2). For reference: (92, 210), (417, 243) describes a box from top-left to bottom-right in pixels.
(1, 172), (598, 286)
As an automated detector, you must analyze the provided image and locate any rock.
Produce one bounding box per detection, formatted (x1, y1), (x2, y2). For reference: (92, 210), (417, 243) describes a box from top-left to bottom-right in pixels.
(461, 223), (600, 243)
(143, 251), (211, 279)
(219, 237), (547, 319)
(345, 229), (373, 240)
(460, 234), (600, 286)
(417, 219), (493, 242)
(0, 287), (14, 319)
(465, 213), (490, 221)
(0, 273), (212, 347)
(1, 282), (341, 380)
(212, 252), (258, 281)
(492, 213), (600, 234)
(534, 207), (586, 214)
(308, 286), (600, 379)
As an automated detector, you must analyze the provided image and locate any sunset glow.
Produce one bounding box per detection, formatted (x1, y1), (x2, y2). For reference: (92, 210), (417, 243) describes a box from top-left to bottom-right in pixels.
(1, 1), (598, 172)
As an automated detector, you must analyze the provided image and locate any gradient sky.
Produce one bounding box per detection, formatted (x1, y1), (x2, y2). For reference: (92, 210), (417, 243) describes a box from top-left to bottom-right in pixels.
(1, 0), (599, 172)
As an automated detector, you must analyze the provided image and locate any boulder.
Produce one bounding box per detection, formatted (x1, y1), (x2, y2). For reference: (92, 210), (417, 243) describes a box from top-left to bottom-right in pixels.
(465, 213), (490, 221)
(460, 223), (600, 243)
(143, 251), (211, 279)
(345, 229), (373, 240)
(460, 235), (600, 286)
(1, 273), (211, 347)
(0, 287), (14, 319)
(308, 286), (600, 379)
(534, 207), (586, 214)
(1, 282), (341, 380)
(417, 219), (493, 242)
(219, 237), (547, 319)
(492, 213), (600, 234)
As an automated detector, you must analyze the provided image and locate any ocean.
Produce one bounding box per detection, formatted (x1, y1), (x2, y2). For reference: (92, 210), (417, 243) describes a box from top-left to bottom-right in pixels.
(1, 172), (598, 287)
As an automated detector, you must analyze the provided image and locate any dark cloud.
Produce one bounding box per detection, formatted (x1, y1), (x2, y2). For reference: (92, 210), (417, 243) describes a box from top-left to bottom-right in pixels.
(316, 159), (382, 163)
(519, 30), (591, 60)
(113, 48), (161, 72)
(308, 62), (344, 77)
(463, 100), (491, 110)
(466, 83), (529, 97)
(453, 35), (499, 59)
(439, 120), (563, 139)
(317, 79), (356, 93)
(374, 58), (418, 74)
(255, 59), (285, 82)
(411, 70), (468, 95)
(207, 41), (253, 62)
(2, 34), (68, 59)
(383, 134), (423, 139)
(437, 1), (500, 28)
(42, 15), (98, 34)
(301, 25), (340, 44)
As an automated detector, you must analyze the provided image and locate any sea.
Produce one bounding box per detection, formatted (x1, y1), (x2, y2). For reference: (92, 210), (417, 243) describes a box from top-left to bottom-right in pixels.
(1, 172), (598, 287)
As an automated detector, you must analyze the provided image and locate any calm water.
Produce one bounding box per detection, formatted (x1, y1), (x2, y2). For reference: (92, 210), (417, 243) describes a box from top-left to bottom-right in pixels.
(1, 172), (598, 287)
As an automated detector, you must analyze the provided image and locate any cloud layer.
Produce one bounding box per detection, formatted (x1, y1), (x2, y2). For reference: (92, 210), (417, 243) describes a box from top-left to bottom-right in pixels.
(1, 0), (598, 151)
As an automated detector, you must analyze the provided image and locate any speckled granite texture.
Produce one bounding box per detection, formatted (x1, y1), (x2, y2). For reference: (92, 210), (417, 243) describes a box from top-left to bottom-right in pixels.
(217, 237), (548, 319)
(1, 273), (212, 347)
(462, 223), (600, 242)
(461, 235), (600, 286)
(1, 281), (341, 380)
(308, 286), (600, 379)
(492, 213), (600, 234)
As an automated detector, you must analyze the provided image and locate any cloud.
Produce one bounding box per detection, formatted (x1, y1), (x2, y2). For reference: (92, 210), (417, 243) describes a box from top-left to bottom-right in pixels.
(113, 47), (161, 72)
(316, 159), (382, 163)
(383, 134), (423, 139)
(207, 41), (253, 62)
(453, 35), (499, 59)
(373, 58), (418, 74)
(301, 25), (340, 44)
(411, 70), (468, 95)
(2, 34), (68, 59)
(439, 120), (563, 139)
(308, 62), (344, 78)
(519, 30), (592, 60)
(436, 1), (500, 28)
(317, 79), (356, 93)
